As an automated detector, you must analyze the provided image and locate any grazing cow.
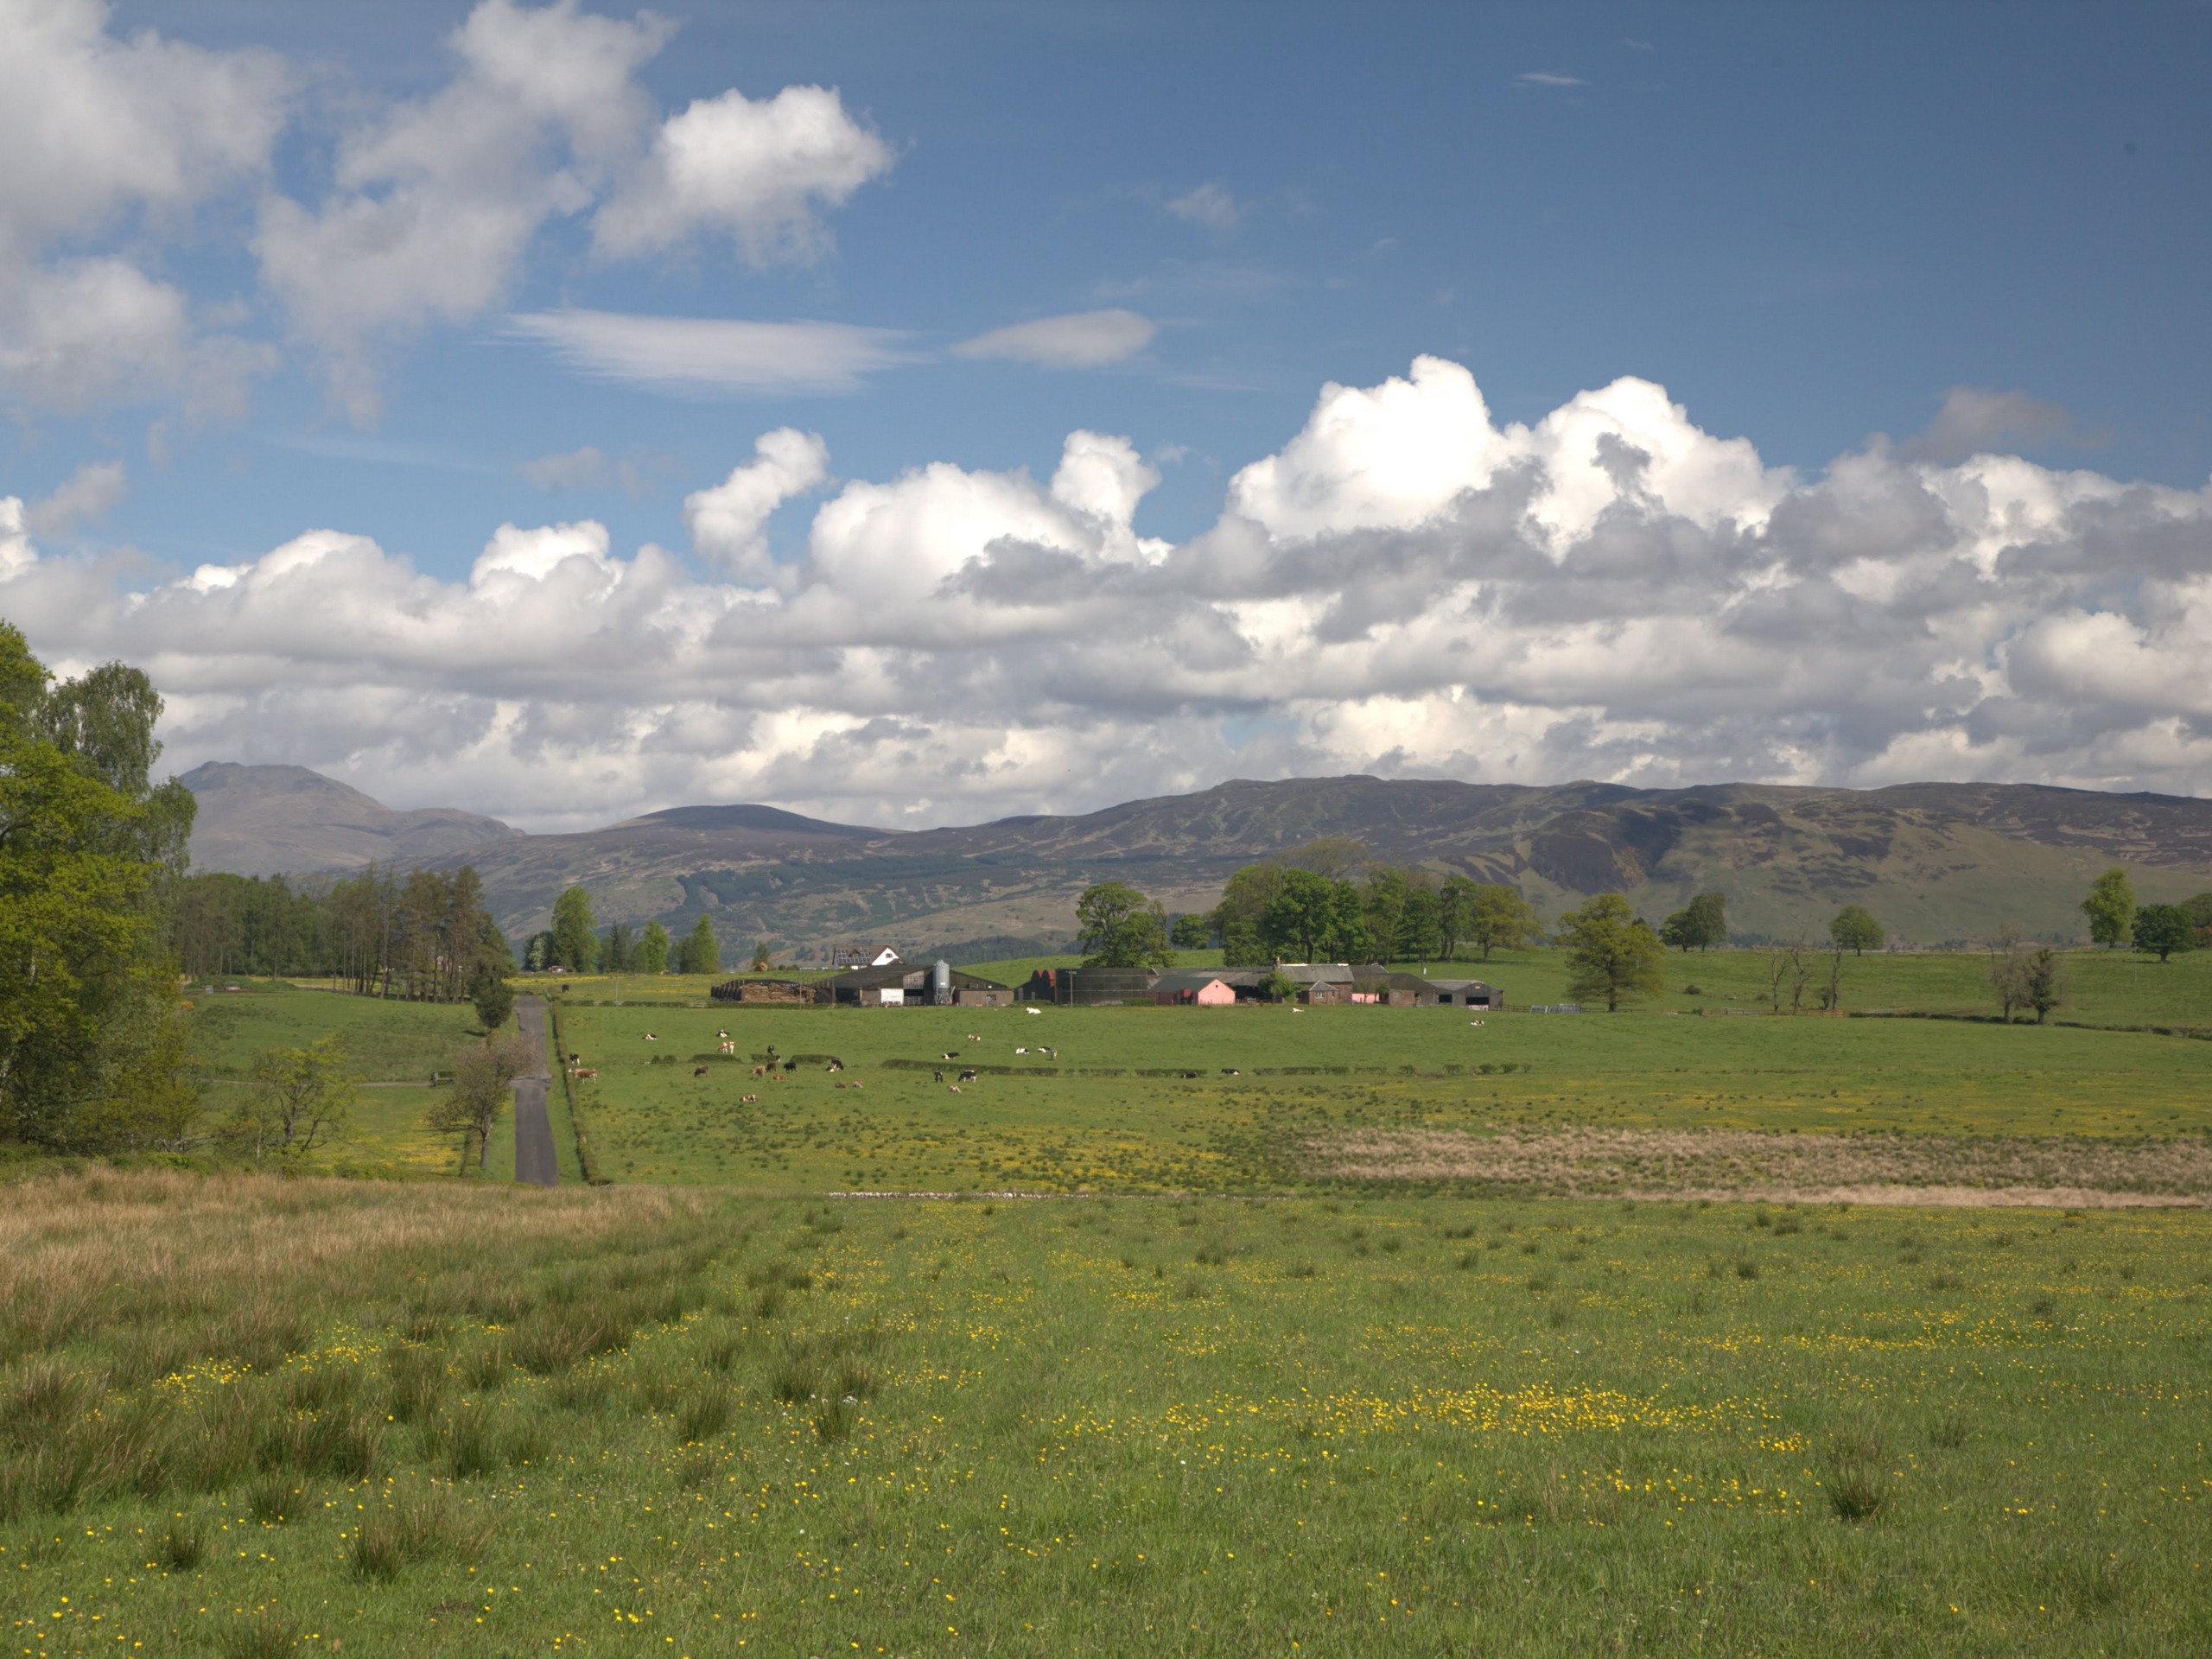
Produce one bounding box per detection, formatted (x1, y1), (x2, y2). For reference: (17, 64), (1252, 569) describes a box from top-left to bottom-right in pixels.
(567, 1052), (581, 1064)
(752, 1065), (767, 1077)
(644, 1033), (658, 1041)
(1223, 1068), (1240, 1076)
(933, 1070), (944, 1083)
(1043, 1046), (1058, 1060)
(967, 1034), (982, 1043)
(959, 1068), (979, 1083)
(719, 1040), (736, 1054)
(1015, 1046), (1027, 1055)
(825, 1059), (842, 1072)
(717, 1029), (730, 1039)
(741, 1093), (757, 1103)
(1469, 1019), (1484, 1027)
(575, 1067), (598, 1080)
(766, 1045), (779, 1058)
(1025, 1007), (1040, 1015)
(948, 1084), (961, 1094)
(942, 1052), (958, 1061)
(850, 1081), (863, 1090)
(693, 1066), (709, 1077)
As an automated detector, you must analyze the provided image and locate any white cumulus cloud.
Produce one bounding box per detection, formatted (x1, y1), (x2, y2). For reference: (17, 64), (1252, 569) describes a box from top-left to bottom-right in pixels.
(685, 429), (831, 582)
(6, 357), (2211, 831)
(592, 84), (893, 262)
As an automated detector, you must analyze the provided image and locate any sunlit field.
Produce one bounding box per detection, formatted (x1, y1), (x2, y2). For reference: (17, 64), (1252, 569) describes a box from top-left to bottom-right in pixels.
(549, 998), (2212, 1196)
(4, 1172), (2209, 1656)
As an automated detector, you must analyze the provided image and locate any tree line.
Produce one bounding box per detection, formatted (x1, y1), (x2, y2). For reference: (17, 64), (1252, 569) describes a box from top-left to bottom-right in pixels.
(522, 884), (721, 976)
(168, 864), (513, 1002)
(0, 625), (197, 1152)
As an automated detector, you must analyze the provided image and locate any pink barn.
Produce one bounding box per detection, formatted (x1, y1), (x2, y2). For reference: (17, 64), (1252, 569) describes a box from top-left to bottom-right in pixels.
(1149, 970), (1243, 1005)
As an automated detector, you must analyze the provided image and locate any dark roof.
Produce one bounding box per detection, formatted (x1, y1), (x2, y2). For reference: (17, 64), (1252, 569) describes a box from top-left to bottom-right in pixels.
(821, 963), (1009, 992)
(1383, 972), (1497, 993)
(1150, 969), (1262, 992)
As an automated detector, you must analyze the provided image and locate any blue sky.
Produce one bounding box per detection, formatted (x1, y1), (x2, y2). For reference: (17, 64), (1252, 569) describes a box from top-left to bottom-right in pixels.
(3, 1), (2209, 828)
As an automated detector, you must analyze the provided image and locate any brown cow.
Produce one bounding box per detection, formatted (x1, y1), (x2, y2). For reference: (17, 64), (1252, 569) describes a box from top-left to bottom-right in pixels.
(693, 1066), (709, 1077)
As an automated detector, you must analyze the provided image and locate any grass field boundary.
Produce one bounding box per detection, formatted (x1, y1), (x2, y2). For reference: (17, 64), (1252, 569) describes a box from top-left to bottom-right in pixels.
(1853, 1007), (2212, 1039)
(545, 1002), (607, 1185)
(873, 1056), (1526, 1078)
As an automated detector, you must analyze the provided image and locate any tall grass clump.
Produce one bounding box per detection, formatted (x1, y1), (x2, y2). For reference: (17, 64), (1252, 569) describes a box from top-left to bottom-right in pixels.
(350, 1488), (494, 1581)
(1822, 1427), (1888, 1521)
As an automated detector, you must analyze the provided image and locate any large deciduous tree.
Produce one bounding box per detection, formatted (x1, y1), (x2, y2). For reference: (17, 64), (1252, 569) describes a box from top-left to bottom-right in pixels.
(2132, 904), (2195, 963)
(0, 624), (200, 1152)
(549, 886), (599, 973)
(635, 920), (670, 975)
(1659, 891), (1728, 952)
(2082, 868), (2136, 948)
(1446, 880), (1543, 961)
(1077, 881), (1174, 969)
(1210, 864), (1287, 967)
(1259, 868), (1368, 963)
(1828, 904), (1884, 955)
(1555, 893), (1665, 1012)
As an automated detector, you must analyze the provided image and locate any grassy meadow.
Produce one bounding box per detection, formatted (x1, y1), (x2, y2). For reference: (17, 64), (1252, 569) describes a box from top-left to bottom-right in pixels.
(4, 953), (2206, 1654)
(4, 1172), (2209, 1656)
(549, 994), (2212, 1195)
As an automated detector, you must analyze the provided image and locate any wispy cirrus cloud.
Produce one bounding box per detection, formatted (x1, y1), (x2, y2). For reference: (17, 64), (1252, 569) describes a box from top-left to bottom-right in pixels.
(1165, 181), (1243, 231)
(1516, 71), (1586, 87)
(951, 309), (1154, 370)
(507, 309), (917, 396)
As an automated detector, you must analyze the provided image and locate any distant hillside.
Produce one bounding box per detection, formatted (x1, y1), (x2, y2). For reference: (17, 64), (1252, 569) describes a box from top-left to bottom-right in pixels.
(449, 775), (2212, 952)
(181, 762), (522, 878)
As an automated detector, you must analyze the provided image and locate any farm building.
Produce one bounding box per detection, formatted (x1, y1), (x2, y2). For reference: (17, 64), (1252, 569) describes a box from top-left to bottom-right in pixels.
(817, 960), (1013, 1007)
(1148, 969), (1262, 1005)
(1020, 967), (1158, 1006)
(709, 977), (814, 1005)
(1384, 972), (1504, 1008)
(830, 944), (903, 969)
(1024, 962), (1505, 1007)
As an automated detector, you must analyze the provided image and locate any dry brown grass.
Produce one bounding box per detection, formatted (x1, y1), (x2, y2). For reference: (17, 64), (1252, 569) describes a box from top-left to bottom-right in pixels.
(0, 1170), (700, 1359)
(1305, 1126), (2212, 1207)
(0, 1169), (737, 1524)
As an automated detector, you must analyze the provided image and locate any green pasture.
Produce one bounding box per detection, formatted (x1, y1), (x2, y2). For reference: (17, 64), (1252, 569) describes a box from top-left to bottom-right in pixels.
(955, 944), (2212, 1030)
(188, 981), (485, 1082)
(554, 1000), (2212, 1194)
(6, 1176), (2208, 1656)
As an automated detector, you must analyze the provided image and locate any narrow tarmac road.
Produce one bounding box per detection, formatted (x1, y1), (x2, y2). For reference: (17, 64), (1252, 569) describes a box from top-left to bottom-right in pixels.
(512, 995), (556, 1187)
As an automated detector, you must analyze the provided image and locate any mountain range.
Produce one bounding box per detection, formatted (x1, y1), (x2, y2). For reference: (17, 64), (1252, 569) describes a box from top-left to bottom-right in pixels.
(181, 765), (2212, 953)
